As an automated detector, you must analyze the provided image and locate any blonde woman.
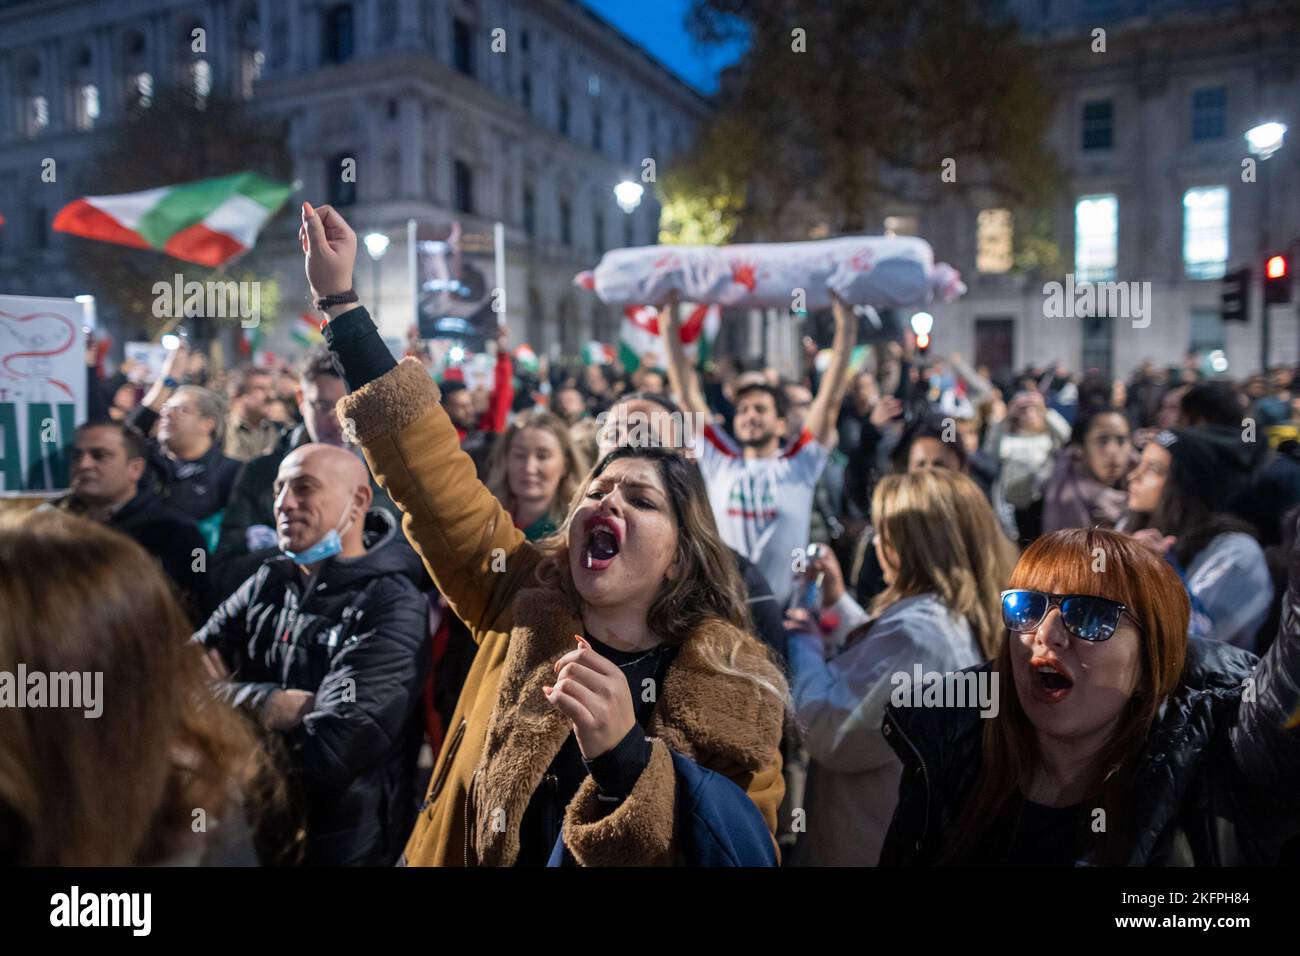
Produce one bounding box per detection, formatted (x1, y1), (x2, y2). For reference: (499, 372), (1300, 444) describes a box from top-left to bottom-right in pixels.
(784, 469), (1017, 865)
(301, 201), (787, 866)
(484, 409), (589, 541)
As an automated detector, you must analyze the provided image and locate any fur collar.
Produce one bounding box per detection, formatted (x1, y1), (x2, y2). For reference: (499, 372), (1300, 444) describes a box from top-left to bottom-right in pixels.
(470, 587), (783, 866)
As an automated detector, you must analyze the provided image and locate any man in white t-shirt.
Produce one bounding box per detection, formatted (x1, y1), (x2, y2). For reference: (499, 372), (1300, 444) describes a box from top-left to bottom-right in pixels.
(660, 294), (858, 606)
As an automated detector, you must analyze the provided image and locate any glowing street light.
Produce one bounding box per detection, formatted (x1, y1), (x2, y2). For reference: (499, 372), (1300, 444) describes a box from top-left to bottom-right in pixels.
(363, 231), (390, 325)
(614, 180), (644, 214)
(1245, 122), (1287, 160)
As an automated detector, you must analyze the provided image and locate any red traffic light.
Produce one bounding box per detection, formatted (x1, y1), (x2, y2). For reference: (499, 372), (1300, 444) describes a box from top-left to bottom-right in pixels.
(916, 332), (931, 350)
(1267, 255), (1287, 280)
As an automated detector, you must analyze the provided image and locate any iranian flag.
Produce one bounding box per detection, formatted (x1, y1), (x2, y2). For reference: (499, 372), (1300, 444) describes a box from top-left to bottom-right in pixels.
(619, 302), (720, 372)
(292, 311), (323, 348)
(53, 172), (293, 267)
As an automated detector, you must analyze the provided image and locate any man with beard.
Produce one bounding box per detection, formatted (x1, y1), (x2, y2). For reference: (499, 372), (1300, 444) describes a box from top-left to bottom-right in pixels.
(52, 420), (214, 622)
(660, 294), (857, 607)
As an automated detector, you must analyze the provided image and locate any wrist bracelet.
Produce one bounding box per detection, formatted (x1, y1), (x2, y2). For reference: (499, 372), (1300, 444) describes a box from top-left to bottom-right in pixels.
(315, 289), (359, 311)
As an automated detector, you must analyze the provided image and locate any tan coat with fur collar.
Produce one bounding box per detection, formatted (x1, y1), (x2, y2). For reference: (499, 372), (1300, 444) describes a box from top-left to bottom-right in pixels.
(337, 359), (786, 866)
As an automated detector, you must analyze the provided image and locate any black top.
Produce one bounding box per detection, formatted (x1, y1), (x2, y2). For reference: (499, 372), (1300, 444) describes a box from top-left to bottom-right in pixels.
(515, 634), (678, 866)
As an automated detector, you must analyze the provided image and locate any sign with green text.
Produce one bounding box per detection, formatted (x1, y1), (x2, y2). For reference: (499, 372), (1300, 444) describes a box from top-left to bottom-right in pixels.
(0, 295), (89, 492)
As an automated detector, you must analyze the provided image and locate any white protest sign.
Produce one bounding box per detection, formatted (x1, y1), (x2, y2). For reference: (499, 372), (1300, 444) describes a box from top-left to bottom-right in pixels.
(0, 294), (90, 492)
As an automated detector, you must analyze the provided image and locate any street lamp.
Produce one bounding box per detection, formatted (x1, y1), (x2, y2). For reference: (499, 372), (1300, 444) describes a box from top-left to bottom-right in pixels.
(1246, 122), (1286, 161)
(614, 180), (644, 214)
(910, 311), (933, 354)
(364, 231), (390, 326)
(1246, 121), (1288, 370)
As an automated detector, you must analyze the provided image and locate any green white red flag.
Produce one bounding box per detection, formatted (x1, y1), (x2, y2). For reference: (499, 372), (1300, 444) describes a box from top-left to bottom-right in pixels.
(292, 312), (323, 348)
(52, 172), (293, 267)
(619, 302), (720, 372)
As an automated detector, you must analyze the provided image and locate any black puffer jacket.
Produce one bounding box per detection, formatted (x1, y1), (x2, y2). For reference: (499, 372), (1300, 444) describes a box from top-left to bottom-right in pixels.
(195, 509), (430, 866)
(880, 548), (1300, 866)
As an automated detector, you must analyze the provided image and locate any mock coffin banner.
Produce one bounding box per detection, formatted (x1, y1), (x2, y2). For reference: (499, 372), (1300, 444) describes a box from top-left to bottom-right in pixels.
(0, 295), (90, 493)
(575, 236), (966, 311)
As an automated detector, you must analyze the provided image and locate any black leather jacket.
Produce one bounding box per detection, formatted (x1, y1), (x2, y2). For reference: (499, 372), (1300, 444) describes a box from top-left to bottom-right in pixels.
(196, 509), (429, 866)
(880, 544), (1300, 867)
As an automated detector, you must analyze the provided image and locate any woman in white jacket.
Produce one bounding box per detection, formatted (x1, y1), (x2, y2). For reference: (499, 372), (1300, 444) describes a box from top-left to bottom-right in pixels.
(786, 469), (1017, 866)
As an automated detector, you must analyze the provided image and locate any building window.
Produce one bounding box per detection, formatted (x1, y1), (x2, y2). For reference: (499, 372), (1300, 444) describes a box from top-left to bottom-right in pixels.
(624, 214), (634, 248)
(976, 208), (1013, 273)
(588, 73), (601, 97)
(75, 84), (100, 130)
(592, 113), (603, 153)
(32, 205), (48, 249)
(621, 122), (631, 164)
(1189, 308), (1226, 355)
(1081, 99), (1113, 151)
(271, 17), (288, 68)
(558, 93), (570, 137)
(523, 186), (535, 236)
(593, 209), (605, 254)
(1080, 315), (1114, 378)
(521, 29), (530, 52)
(128, 72), (153, 110)
(1191, 87), (1226, 142)
(328, 152), (357, 206)
(453, 19), (475, 76)
(1183, 186), (1229, 280)
(1075, 193), (1118, 281)
(189, 59), (211, 109)
(454, 160), (475, 214)
(323, 4), (354, 65)
(559, 199), (572, 246)
(384, 151), (401, 198)
(237, 8), (264, 98)
(521, 75), (532, 112)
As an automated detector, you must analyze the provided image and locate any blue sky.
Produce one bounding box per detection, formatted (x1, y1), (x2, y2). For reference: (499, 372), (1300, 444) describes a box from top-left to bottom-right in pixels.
(579, 0), (748, 94)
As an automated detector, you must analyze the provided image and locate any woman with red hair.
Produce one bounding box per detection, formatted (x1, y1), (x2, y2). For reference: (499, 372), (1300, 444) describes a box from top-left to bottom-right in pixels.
(880, 526), (1300, 865)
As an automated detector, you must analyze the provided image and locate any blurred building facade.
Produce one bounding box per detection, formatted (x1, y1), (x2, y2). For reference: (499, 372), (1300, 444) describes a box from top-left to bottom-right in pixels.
(0, 0), (709, 359)
(910, 0), (1299, 381)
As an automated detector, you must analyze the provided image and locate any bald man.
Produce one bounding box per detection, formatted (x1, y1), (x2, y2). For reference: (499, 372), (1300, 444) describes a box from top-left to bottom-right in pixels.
(195, 442), (429, 866)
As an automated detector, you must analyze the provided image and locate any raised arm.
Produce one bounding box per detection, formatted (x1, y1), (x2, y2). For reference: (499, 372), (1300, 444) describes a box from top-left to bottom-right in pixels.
(657, 294), (710, 418)
(806, 295), (859, 447)
(301, 201), (537, 638)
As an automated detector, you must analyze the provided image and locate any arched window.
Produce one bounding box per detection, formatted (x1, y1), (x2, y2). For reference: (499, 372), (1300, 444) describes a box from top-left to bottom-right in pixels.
(237, 5), (264, 99)
(18, 55), (48, 138)
(72, 45), (99, 131)
(122, 30), (152, 110)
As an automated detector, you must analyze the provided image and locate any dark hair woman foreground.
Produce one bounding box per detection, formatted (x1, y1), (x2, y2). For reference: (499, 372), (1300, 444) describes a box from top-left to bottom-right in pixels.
(300, 201), (786, 866)
(881, 527), (1300, 865)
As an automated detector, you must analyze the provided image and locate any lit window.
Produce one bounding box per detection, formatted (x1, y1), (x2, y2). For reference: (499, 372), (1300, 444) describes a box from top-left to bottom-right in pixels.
(1075, 194), (1118, 281)
(976, 208), (1013, 273)
(76, 84), (100, 130)
(26, 95), (49, 137)
(588, 74), (601, 97)
(190, 60), (211, 108)
(1183, 186), (1228, 279)
(132, 72), (154, 109)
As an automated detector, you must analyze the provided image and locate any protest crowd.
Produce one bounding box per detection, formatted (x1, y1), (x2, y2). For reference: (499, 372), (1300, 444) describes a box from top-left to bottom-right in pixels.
(3, 200), (1300, 869)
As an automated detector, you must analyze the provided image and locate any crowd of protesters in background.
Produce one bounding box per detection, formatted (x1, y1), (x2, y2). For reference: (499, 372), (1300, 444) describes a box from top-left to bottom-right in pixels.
(3, 203), (1299, 867)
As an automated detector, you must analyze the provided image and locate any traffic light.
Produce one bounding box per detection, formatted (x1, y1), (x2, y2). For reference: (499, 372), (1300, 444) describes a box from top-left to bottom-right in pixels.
(1265, 254), (1292, 305)
(1221, 266), (1250, 322)
(916, 332), (931, 354)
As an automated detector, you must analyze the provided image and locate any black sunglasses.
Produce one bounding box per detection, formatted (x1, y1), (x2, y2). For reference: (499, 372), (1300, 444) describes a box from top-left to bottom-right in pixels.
(1000, 589), (1144, 643)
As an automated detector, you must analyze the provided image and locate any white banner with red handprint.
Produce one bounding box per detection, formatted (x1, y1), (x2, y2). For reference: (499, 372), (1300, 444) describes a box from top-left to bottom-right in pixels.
(0, 295), (89, 493)
(575, 235), (966, 311)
